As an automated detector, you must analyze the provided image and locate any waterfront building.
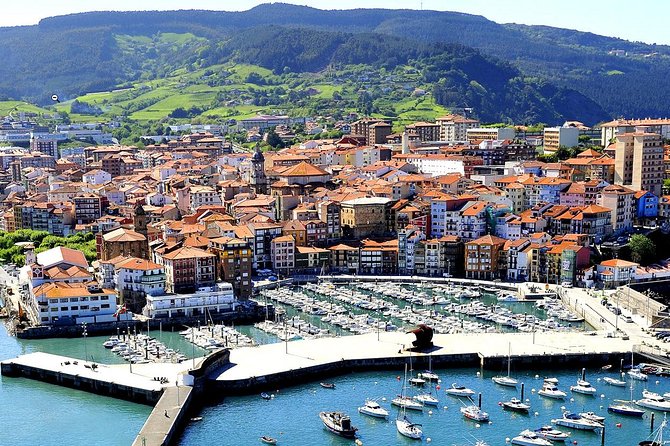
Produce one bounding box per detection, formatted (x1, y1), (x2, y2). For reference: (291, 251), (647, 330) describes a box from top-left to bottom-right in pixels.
(33, 281), (122, 325)
(142, 282), (236, 319)
(295, 246), (330, 273)
(270, 235), (296, 276)
(464, 234), (506, 280)
(153, 245), (216, 294)
(596, 259), (638, 288)
(112, 257), (166, 313)
(596, 184), (636, 233)
(328, 243), (359, 274)
(359, 239), (398, 275)
(208, 236), (253, 299)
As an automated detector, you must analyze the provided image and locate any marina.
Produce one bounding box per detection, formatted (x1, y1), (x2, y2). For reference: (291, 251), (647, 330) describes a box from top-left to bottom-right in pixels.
(3, 278), (670, 445)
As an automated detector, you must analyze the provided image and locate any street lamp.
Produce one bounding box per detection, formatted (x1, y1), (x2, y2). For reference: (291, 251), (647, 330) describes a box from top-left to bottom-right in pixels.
(82, 322), (88, 362)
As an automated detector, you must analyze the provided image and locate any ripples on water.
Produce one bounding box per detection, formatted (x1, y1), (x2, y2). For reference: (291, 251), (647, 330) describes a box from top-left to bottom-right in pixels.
(181, 367), (669, 446)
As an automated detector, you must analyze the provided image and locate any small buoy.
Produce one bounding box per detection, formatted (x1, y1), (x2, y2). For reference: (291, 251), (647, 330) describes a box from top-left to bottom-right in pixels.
(534, 411), (539, 416)
(531, 388), (536, 393)
(600, 394), (605, 398)
(443, 405), (448, 410)
(525, 398), (530, 403)
(271, 394), (275, 398)
(476, 371), (481, 376)
(427, 438), (431, 443)
(374, 381), (378, 385)
(355, 440), (363, 446)
(535, 374), (539, 379)
(573, 441), (578, 445)
(428, 410), (433, 415)
(596, 378), (601, 382)
(498, 401), (503, 406)
(570, 398), (575, 402)
(436, 385), (441, 391)
(397, 376), (401, 380)
(506, 438), (511, 443)
(616, 423), (622, 428)
(488, 421), (493, 425)
(657, 380), (661, 385)
(600, 405), (603, 409)
(382, 397), (387, 401)
(561, 406), (566, 410)
(476, 424), (481, 428)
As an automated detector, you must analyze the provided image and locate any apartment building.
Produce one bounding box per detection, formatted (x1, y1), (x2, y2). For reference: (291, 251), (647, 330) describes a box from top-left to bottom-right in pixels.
(154, 245), (217, 294)
(270, 235), (295, 276)
(465, 234), (506, 280)
(436, 114), (480, 142)
(597, 184), (636, 233)
(614, 128), (664, 196)
(352, 118), (392, 145)
(340, 197), (394, 239)
(208, 236), (253, 299)
(543, 126), (579, 153)
(466, 127), (515, 144)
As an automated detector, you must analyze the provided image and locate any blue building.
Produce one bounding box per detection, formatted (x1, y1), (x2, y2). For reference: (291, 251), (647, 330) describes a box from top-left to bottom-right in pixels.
(635, 190), (658, 220)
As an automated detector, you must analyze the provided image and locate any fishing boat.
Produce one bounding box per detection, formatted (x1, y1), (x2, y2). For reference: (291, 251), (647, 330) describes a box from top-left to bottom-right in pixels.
(551, 412), (603, 431)
(579, 411), (605, 423)
(358, 400), (389, 419)
(260, 435), (277, 444)
(603, 376), (626, 387)
(502, 397), (531, 413)
(446, 383), (476, 397)
(511, 429), (553, 446)
(636, 390), (670, 412)
(534, 426), (571, 442)
(538, 382), (567, 399)
(492, 343), (518, 387)
(319, 411), (357, 438)
(260, 392), (272, 400)
(608, 402), (645, 417)
(461, 404), (489, 422)
(320, 382), (336, 389)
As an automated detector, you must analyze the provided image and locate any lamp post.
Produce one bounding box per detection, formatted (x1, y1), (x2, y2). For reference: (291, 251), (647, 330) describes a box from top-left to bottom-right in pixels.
(82, 322), (88, 362)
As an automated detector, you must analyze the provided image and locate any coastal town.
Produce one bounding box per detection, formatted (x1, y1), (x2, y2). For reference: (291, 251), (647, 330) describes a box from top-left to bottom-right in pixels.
(2, 3), (670, 443)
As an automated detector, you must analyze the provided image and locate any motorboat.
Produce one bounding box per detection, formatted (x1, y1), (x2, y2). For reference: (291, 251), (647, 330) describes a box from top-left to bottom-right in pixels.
(413, 392), (439, 406)
(498, 294), (520, 303)
(534, 426), (571, 442)
(102, 337), (119, 348)
(636, 390), (670, 412)
(396, 416), (422, 440)
(260, 436), (277, 444)
(409, 376), (426, 387)
(358, 400), (389, 419)
(260, 392), (272, 400)
(570, 379), (597, 395)
(579, 412), (605, 423)
(503, 397), (531, 413)
(319, 411), (357, 438)
(603, 376), (626, 387)
(608, 403), (645, 417)
(511, 429), (552, 446)
(551, 412), (603, 431)
(190, 416), (203, 422)
(446, 383), (476, 397)
(419, 370), (439, 382)
(461, 405), (489, 422)
(538, 382), (566, 399)
(320, 382), (336, 389)
(628, 369), (649, 381)
(543, 377), (559, 384)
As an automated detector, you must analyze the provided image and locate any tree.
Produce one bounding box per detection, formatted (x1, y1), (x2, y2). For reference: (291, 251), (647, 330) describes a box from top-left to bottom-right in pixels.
(629, 234), (655, 265)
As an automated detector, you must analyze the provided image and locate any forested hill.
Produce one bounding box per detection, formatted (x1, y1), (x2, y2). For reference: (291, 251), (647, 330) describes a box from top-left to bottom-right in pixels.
(0, 4), (667, 122)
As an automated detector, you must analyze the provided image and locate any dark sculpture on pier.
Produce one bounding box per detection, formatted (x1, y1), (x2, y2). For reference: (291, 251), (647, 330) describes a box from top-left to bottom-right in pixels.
(407, 324), (434, 351)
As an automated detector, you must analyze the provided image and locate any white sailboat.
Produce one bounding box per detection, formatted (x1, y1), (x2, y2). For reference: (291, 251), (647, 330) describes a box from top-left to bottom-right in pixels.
(392, 364), (424, 411)
(419, 354), (440, 382)
(570, 368), (596, 395)
(395, 364), (422, 440)
(492, 342), (518, 387)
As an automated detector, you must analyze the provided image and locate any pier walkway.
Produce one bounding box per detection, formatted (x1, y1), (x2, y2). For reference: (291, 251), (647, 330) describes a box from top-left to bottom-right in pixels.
(132, 386), (193, 446)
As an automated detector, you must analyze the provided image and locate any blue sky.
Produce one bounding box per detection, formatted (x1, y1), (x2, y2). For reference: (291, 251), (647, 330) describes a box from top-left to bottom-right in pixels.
(3, 1), (669, 45)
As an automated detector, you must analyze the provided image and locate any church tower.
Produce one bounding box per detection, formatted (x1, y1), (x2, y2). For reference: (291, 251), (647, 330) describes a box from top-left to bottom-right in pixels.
(249, 143), (267, 195)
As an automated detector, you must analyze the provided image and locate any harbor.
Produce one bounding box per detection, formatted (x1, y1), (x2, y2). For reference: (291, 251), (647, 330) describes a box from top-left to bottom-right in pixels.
(3, 278), (670, 445)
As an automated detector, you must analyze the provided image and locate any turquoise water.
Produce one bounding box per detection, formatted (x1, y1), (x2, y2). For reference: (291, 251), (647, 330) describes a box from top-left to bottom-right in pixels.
(181, 367), (669, 445)
(0, 323), (202, 446)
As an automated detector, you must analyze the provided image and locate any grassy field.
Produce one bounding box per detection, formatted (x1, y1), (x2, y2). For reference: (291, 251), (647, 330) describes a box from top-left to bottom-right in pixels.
(0, 101), (52, 116)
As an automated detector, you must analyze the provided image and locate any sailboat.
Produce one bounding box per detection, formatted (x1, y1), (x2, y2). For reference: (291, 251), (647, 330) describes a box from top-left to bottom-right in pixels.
(628, 352), (649, 381)
(419, 354), (439, 382)
(408, 352), (426, 387)
(609, 382), (645, 417)
(639, 416), (667, 446)
(570, 368), (597, 395)
(392, 364), (424, 411)
(492, 343), (518, 387)
(395, 364), (423, 440)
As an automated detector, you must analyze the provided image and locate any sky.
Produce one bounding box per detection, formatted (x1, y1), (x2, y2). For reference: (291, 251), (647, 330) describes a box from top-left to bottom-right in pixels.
(3, 1), (670, 45)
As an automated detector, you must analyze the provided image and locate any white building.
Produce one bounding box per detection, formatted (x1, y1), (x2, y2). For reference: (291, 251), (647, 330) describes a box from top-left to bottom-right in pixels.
(543, 126), (579, 153)
(142, 283), (236, 319)
(403, 154), (465, 177)
(466, 127), (515, 144)
(82, 169), (112, 185)
(32, 282), (126, 325)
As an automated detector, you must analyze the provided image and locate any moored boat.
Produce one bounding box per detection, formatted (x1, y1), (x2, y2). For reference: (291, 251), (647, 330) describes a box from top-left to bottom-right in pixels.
(579, 411), (605, 423)
(511, 429), (552, 446)
(391, 395), (424, 411)
(608, 402), (645, 417)
(629, 369), (649, 381)
(551, 412), (603, 431)
(446, 383), (476, 397)
(396, 416), (422, 440)
(534, 426), (571, 442)
(319, 411), (357, 438)
(320, 382), (336, 389)
(603, 376), (626, 387)
(538, 382), (566, 399)
(260, 435), (277, 444)
(260, 392), (272, 400)
(414, 392), (439, 406)
(570, 379), (597, 395)
(636, 390), (670, 412)
(503, 397), (531, 413)
(461, 405), (489, 422)
(358, 400), (389, 419)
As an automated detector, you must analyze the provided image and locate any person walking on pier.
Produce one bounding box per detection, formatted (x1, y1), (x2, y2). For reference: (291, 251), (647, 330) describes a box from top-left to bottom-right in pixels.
(164, 410), (169, 418)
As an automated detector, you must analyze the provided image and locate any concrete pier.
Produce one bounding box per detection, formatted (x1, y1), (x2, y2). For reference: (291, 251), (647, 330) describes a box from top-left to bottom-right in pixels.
(132, 386), (193, 446)
(0, 352), (165, 404)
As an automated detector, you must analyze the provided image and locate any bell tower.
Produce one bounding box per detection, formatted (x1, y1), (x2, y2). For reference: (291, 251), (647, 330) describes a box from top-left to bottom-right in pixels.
(249, 143), (267, 195)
